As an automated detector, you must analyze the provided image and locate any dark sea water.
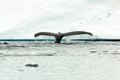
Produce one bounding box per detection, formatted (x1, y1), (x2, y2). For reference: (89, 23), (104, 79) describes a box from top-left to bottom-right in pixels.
(0, 40), (120, 80)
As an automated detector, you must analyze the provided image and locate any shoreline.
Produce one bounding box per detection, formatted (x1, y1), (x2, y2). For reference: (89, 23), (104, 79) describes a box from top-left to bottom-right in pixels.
(0, 39), (120, 42)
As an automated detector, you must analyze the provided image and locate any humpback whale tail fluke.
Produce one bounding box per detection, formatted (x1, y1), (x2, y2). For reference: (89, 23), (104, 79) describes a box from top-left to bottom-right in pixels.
(34, 31), (93, 43)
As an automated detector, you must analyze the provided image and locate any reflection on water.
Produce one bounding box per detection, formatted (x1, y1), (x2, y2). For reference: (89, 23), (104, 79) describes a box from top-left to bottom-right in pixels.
(1, 41), (120, 80)
(0, 41), (120, 57)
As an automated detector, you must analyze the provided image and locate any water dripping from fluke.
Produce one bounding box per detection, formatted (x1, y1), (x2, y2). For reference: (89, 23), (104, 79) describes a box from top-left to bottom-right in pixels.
(34, 31), (93, 43)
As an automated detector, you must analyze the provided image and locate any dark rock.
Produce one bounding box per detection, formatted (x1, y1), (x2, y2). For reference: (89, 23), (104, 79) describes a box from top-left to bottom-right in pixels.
(3, 42), (8, 45)
(25, 64), (39, 67)
(90, 51), (97, 53)
(46, 54), (54, 56)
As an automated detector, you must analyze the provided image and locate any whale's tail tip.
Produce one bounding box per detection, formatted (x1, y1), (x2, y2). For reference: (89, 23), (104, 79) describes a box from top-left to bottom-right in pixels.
(90, 33), (93, 36)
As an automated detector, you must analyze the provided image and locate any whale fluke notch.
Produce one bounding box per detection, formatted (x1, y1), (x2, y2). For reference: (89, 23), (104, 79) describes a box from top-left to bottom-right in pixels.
(34, 31), (93, 43)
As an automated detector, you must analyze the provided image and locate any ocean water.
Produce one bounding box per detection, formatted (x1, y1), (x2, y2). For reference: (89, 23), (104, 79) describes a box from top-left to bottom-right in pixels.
(0, 41), (120, 80)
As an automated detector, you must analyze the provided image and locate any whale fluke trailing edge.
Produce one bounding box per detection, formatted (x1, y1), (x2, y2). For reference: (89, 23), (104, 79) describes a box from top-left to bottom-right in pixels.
(34, 31), (93, 43)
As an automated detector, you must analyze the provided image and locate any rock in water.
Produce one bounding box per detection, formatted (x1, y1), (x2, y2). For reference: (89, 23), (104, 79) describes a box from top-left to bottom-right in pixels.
(3, 42), (8, 45)
(25, 64), (39, 67)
